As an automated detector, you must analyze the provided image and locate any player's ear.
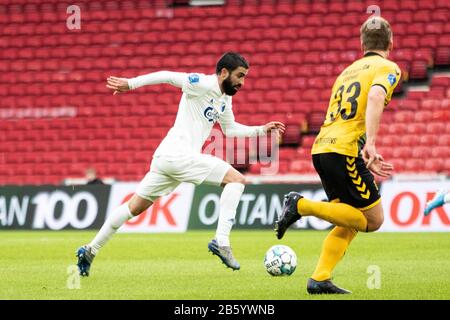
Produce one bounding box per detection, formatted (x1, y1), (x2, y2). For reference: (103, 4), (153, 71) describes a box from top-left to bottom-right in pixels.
(220, 68), (229, 80)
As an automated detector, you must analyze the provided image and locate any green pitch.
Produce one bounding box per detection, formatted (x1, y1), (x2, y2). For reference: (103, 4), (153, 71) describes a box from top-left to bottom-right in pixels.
(0, 230), (449, 300)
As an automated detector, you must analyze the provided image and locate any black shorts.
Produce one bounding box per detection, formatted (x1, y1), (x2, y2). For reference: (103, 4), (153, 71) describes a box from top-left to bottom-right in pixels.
(312, 153), (381, 210)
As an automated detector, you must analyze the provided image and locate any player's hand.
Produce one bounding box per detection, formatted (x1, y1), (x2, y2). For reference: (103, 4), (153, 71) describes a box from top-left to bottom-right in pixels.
(263, 121), (285, 144)
(365, 153), (394, 178)
(362, 143), (380, 169)
(106, 76), (130, 95)
(263, 121), (285, 134)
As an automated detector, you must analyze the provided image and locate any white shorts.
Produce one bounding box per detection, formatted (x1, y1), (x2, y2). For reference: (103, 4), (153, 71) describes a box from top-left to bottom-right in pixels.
(136, 154), (231, 202)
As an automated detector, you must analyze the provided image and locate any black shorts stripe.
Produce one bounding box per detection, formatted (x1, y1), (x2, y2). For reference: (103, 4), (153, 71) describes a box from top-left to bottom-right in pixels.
(312, 153), (381, 209)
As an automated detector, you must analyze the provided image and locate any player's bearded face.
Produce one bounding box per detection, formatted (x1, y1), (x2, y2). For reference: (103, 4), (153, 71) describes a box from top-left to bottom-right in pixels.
(222, 74), (240, 96)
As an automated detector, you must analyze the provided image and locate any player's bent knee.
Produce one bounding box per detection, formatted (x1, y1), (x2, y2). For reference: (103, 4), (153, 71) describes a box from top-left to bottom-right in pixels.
(222, 168), (246, 185)
(366, 215), (384, 232)
(128, 194), (153, 216)
(128, 205), (142, 216)
(363, 203), (384, 232)
(233, 173), (246, 185)
(226, 172), (245, 185)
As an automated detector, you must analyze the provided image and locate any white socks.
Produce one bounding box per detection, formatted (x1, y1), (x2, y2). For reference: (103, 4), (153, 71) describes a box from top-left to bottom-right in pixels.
(215, 182), (245, 247)
(88, 203), (134, 255)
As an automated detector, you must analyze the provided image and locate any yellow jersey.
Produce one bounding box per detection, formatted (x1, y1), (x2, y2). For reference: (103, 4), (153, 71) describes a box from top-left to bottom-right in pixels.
(311, 52), (401, 157)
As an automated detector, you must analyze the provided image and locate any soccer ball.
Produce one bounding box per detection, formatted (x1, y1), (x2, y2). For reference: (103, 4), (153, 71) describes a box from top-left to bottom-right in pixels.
(263, 245), (297, 276)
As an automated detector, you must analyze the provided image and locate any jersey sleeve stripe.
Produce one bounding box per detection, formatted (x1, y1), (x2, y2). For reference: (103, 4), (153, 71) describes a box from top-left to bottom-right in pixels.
(371, 84), (387, 94)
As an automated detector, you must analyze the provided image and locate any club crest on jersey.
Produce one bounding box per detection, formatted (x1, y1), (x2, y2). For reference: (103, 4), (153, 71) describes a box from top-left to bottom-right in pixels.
(204, 106), (220, 123)
(387, 74), (396, 86)
(188, 73), (200, 84)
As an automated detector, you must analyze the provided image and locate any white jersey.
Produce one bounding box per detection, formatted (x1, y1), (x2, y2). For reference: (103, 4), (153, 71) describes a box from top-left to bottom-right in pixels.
(128, 72), (264, 158)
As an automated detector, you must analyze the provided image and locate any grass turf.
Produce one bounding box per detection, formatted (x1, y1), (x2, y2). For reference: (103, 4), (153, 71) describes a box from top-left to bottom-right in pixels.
(0, 230), (449, 300)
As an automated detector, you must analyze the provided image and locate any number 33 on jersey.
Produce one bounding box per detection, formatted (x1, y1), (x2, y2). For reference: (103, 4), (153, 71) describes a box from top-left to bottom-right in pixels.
(312, 52), (401, 157)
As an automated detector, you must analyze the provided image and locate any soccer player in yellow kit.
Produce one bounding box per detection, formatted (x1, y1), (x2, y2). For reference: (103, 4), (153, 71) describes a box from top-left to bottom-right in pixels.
(275, 17), (401, 294)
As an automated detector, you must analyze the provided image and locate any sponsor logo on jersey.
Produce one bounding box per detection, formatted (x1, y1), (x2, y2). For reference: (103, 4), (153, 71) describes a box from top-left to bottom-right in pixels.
(203, 106), (220, 123)
(387, 73), (396, 86)
(188, 73), (200, 84)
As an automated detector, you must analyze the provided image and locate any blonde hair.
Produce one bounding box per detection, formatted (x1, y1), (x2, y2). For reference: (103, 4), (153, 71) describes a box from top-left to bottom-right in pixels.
(360, 17), (392, 51)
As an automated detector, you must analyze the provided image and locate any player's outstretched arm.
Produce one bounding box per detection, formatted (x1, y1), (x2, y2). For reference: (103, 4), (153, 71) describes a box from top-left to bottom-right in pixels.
(106, 71), (186, 95)
(106, 76), (130, 95)
(220, 119), (285, 139)
(219, 104), (285, 138)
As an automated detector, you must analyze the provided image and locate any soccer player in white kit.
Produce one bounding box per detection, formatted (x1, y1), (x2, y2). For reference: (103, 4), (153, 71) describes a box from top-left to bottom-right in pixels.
(76, 52), (285, 276)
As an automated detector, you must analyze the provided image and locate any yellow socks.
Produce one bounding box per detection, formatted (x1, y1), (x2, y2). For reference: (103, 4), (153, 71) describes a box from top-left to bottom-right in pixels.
(300, 198), (364, 281)
(311, 226), (357, 281)
(298, 198), (368, 232)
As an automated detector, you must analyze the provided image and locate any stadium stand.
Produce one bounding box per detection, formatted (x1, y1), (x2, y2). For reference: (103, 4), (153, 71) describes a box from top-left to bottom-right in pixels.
(0, 0), (449, 184)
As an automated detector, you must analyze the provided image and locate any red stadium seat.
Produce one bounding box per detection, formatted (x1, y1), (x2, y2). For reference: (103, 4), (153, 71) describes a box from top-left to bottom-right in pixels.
(444, 159), (450, 173)
(1, 2), (448, 184)
(301, 136), (316, 149)
(307, 112), (325, 133)
(435, 47), (450, 66)
(289, 159), (310, 173)
(296, 147), (312, 160)
(281, 126), (301, 146)
(409, 60), (428, 80)
(379, 134), (395, 147)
